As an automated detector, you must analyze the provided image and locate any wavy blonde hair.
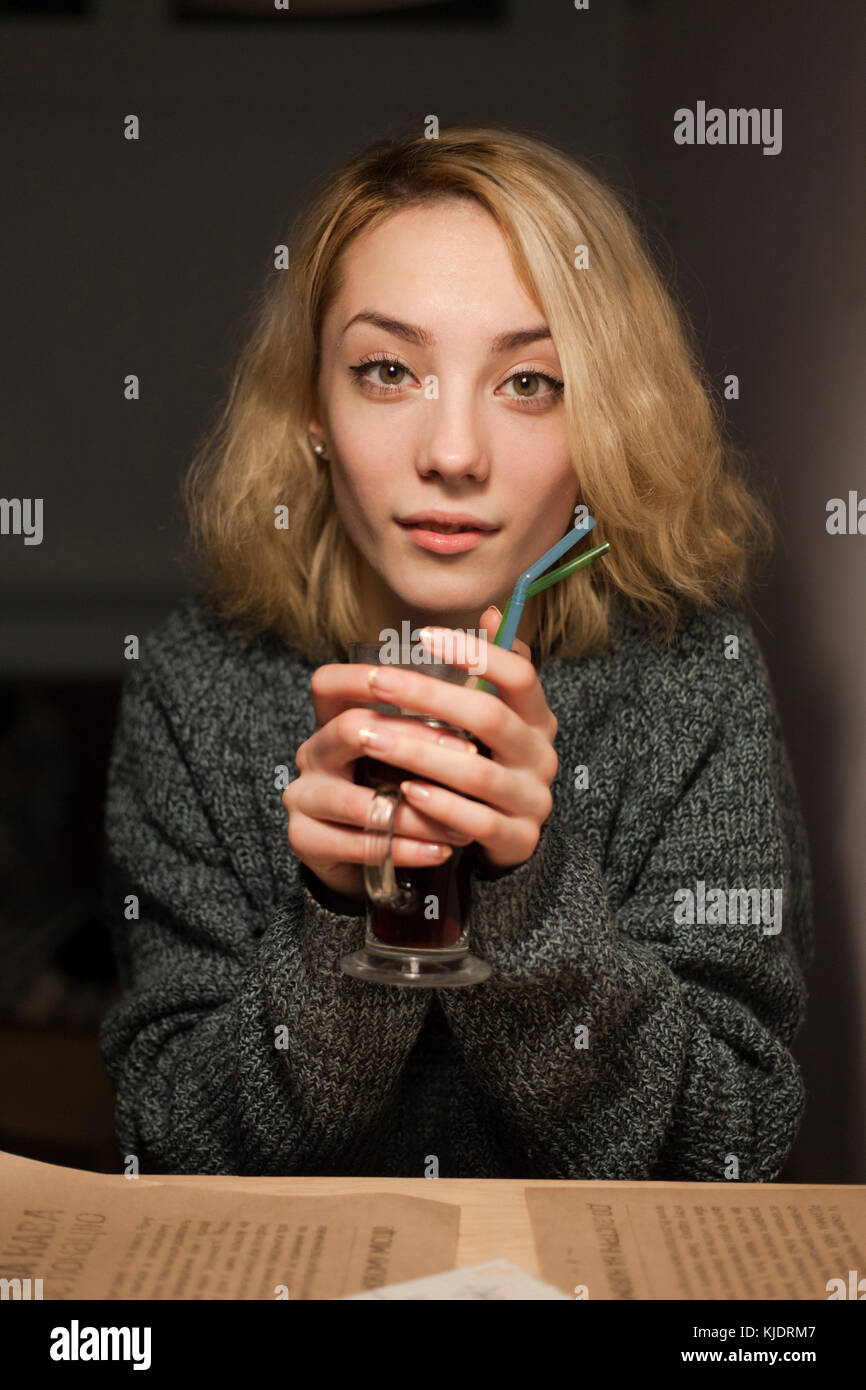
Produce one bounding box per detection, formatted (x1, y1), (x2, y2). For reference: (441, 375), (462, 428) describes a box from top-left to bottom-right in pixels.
(183, 123), (776, 667)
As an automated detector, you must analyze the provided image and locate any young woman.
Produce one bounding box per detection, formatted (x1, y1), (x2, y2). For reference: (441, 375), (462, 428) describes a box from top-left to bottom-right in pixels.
(99, 125), (813, 1181)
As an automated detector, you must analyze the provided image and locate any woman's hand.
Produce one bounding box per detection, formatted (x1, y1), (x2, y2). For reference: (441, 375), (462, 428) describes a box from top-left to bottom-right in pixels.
(283, 608), (559, 899)
(283, 660), (482, 902)
(386, 609), (559, 872)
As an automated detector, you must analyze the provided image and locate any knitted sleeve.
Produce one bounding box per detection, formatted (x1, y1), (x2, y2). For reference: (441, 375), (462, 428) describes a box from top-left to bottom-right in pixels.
(97, 654), (430, 1177)
(437, 615), (813, 1182)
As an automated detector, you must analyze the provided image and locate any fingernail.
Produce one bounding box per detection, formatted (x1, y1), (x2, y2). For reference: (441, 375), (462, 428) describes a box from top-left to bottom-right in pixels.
(401, 780), (430, 800)
(368, 667), (404, 694)
(437, 732), (474, 752)
(359, 726), (394, 751)
(420, 842), (452, 859)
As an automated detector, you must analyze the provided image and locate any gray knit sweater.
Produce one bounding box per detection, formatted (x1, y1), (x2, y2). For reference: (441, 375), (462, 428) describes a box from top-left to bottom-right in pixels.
(98, 593), (813, 1181)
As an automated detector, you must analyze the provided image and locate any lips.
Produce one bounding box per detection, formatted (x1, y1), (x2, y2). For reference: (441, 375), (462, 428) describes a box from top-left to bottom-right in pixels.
(397, 514), (498, 533)
(397, 521), (496, 554)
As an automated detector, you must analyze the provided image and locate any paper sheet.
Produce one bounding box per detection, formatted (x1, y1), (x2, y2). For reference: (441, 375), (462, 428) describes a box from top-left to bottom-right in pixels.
(526, 1183), (866, 1300)
(0, 1150), (459, 1300)
(343, 1257), (570, 1299)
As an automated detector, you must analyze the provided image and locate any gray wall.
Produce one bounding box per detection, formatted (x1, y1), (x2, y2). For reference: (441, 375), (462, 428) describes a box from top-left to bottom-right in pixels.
(1, 0), (863, 1179)
(624, 1), (866, 1183)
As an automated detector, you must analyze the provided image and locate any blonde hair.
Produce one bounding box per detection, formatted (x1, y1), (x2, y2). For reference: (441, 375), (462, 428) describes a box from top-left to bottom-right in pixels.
(183, 123), (776, 667)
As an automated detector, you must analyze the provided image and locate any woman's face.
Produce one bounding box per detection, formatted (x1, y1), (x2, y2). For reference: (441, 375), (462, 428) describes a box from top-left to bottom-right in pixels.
(310, 197), (580, 641)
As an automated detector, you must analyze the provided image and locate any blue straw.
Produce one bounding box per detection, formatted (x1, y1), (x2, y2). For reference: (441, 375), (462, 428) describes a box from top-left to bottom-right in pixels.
(496, 515), (596, 652)
(471, 516), (598, 697)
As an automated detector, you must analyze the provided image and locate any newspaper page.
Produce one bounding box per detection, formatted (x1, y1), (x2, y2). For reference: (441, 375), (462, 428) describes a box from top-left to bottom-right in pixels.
(0, 1150), (459, 1301)
(526, 1181), (866, 1300)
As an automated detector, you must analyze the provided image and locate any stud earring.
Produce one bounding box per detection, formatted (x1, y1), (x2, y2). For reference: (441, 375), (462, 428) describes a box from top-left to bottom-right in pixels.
(311, 439), (327, 459)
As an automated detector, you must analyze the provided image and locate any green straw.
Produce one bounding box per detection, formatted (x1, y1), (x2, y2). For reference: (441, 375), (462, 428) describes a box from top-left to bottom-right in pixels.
(472, 539), (611, 694)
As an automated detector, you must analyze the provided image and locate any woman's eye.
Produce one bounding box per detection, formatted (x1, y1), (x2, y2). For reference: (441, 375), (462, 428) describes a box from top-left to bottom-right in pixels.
(371, 361), (409, 387)
(500, 371), (564, 407)
(349, 356), (415, 394)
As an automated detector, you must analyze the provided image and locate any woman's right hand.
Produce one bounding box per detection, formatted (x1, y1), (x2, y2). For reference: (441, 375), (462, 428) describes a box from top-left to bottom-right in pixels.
(282, 663), (479, 901)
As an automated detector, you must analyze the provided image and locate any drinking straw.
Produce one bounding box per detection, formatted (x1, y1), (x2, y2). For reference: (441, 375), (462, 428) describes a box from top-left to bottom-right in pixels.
(470, 518), (610, 695)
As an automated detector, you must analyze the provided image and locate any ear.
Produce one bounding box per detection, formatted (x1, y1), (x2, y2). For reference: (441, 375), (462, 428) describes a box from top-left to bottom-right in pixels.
(307, 391), (326, 437)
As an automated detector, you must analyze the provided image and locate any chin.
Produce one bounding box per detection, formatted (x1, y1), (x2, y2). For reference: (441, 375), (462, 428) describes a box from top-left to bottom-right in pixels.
(391, 578), (484, 605)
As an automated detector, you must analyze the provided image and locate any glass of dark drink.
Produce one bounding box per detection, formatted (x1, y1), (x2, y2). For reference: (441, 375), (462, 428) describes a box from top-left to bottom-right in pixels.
(339, 640), (493, 988)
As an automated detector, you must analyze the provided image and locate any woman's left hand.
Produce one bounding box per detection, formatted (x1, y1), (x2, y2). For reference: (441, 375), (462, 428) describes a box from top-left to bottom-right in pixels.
(362, 607), (559, 870)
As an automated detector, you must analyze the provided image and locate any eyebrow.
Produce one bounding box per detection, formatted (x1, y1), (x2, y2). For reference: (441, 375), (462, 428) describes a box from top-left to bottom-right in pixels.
(338, 310), (552, 354)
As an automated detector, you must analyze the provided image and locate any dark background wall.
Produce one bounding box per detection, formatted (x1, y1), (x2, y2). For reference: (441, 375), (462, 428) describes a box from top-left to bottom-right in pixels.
(1, 0), (863, 1180)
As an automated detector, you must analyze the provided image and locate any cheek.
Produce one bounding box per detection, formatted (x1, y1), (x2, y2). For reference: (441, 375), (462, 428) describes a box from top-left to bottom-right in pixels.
(495, 449), (576, 511)
(330, 374), (414, 445)
(328, 398), (405, 490)
(332, 455), (394, 507)
(328, 452), (394, 530)
(511, 469), (580, 547)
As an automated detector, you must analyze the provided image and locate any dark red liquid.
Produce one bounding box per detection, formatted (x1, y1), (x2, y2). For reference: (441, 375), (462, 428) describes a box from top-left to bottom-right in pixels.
(354, 726), (490, 950)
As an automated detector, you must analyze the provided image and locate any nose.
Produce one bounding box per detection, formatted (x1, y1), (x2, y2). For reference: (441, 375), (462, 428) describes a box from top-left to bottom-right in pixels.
(416, 386), (490, 484)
